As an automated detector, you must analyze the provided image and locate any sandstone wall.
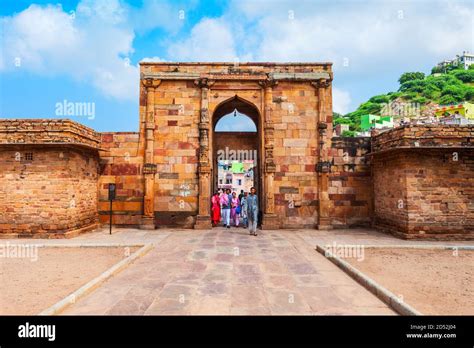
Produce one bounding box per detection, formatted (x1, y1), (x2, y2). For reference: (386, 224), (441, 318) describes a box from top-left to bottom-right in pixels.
(98, 132), (144, 226)
(329, 137), (372, 227)
(272, 82), (322, 228)
(140, 63), (333, 228)
(0, 146), (99, 237)
(146, 80), (200, 227)
(371, 125), (474, 240)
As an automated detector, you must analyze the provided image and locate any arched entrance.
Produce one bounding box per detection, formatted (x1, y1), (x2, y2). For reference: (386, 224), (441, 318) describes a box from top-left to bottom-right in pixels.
(211, 96), (263, 226)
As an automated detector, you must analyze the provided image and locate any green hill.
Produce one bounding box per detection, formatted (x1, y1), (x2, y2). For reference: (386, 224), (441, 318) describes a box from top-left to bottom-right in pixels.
(335, 65), (474, 135)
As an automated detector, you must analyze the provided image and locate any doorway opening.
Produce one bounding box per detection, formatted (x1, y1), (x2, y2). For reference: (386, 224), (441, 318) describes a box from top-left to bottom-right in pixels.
(211, 96), (262, 226)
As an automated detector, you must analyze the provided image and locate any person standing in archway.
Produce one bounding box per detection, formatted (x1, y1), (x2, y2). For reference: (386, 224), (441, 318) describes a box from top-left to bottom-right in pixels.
(247, 187), (258, 236)
(220, 188), (232, 228)
(241, 192), (248, 228)
(211, 191), (221, 227)
(231, 191), (240, 227)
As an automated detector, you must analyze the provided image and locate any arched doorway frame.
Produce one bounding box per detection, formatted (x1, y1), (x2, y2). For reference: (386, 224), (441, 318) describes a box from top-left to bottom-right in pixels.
(210, 95), (263, 222)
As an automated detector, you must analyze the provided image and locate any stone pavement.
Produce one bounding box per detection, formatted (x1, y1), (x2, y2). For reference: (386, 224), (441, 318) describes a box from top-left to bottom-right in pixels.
(59, 227), (399, 315)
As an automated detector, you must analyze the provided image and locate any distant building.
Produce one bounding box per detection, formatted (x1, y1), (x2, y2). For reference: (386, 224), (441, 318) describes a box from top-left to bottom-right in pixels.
(217, 160), (254, 193)
(434, 102), (474, 120)
(334, 123), (349, 136)
(439, 114), (474, 125)
(360, 114), (394, 131)
(436, 51), (474, 70)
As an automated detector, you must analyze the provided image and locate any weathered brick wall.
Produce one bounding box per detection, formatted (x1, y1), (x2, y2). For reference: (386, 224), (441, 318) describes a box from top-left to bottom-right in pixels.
(142, 62), (331, 75)
(145, 80), (200, 227)
(272, 82), (321, 228)
(373, 150), (474, 239)
(371, 124), (473, 152)
(371, 125), (474, 240)
(0, 146), (99, 237)
(372, 152), (409, 234)
(0, 119), (101, 148)
(329, 137), (372, 227)
(99, 132), (143, 226)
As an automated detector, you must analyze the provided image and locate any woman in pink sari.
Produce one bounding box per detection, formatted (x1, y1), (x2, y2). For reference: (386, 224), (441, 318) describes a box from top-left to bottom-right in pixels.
(230, 191), (240, 227)
(211, 191), (221, 226)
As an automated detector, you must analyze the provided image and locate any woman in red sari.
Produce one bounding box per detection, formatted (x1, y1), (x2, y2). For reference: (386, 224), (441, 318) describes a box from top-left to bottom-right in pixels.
(211, 191), (221, 226)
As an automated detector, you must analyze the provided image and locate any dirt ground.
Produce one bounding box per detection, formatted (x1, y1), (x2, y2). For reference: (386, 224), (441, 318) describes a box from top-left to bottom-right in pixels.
(344, 248), (474, 315)
(0, 246), (137, 315)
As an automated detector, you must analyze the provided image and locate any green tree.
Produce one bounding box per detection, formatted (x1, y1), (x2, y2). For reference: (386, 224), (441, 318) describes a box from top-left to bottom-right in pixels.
(438, 95), (457, 105)
(398, 72), (425, 84)
(342, 130), (355, 137)
(452, 70), (474, 83)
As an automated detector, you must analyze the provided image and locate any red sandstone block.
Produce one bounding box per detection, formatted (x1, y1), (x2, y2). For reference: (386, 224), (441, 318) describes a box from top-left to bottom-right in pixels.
(154, 149), (166, 156)
(305, 164), (314, 172)
(178, 142), (194, 149)
(329, 194), (356, 201)
(102, 134), (113, 143)
(110, 163), (139, 175)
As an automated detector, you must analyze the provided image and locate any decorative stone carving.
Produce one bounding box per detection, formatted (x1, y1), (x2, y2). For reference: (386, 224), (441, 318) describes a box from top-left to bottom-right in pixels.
(142, 78), (161, 89)
(194, 78), (215, 89)
(310, 78), (332, 89)
(258, 78), (278, 89)
(200, 108), (209, 123)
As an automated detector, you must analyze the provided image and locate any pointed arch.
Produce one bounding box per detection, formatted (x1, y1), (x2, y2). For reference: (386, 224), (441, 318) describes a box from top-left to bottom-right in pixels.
(212, 95), (261, 131)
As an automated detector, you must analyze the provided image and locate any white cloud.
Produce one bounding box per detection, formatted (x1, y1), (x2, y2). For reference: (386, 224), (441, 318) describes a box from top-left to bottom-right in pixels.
(140, 56), (167, 63)
(167, 18), (237, 61)
(225, 0), (473, 70)
(1, 0), (472, 105)
(1, 1), (138, 101)
(332, 88), (351, 115)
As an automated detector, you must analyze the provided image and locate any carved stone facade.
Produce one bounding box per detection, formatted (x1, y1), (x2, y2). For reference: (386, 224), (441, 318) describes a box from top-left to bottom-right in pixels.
(1, 64), (472, 240)
(138, 62), (334, 229)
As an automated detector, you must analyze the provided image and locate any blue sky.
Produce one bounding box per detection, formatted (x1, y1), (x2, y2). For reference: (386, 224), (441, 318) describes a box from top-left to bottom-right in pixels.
(1, 0), (473, 132)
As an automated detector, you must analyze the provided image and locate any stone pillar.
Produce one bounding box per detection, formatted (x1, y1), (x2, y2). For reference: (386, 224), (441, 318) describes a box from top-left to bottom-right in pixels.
(140, 78), (161, 229)
(260, 79), (279, 230)
(194, 78), (214, 229)
(312, 78), (333, 230)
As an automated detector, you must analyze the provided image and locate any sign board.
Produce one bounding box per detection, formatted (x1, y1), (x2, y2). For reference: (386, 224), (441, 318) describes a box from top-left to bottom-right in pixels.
(108, 184), (116, 201)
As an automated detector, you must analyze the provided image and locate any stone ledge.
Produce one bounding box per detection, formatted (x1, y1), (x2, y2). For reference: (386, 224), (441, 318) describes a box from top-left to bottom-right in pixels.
(316, 245), (421, 316)
(0, 119), (101, 150)
(370, 125), (474, 154)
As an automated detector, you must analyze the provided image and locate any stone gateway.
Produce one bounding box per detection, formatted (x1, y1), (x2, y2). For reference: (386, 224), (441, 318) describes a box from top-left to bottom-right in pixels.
(0, 62), (472, 240)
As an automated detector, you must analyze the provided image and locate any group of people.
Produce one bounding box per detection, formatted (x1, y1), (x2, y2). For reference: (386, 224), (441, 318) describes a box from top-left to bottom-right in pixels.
(211, 187), (259, 236)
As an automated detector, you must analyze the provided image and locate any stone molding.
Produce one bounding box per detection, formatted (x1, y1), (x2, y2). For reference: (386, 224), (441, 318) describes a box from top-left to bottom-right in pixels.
(0, 119), (101, 150)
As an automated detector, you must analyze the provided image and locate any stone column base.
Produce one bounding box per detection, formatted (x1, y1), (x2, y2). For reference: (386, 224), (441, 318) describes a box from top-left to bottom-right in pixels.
(194, 215), (212, 230)
(261, 214), (279, 230)
(316, 224), (333, 230)
(316, 217), (333, 230)
(140, 216), (156, 230)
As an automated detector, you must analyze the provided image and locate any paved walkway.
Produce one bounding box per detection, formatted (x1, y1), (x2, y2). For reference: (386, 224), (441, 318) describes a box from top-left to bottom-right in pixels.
(59, 227), (396, 315)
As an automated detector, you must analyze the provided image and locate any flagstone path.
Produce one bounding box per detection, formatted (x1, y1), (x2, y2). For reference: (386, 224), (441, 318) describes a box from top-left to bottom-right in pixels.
(59, 227), (397, 315)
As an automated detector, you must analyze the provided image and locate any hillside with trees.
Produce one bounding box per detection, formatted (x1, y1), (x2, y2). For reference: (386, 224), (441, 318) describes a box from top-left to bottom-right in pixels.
(334, 65), (474, 135)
